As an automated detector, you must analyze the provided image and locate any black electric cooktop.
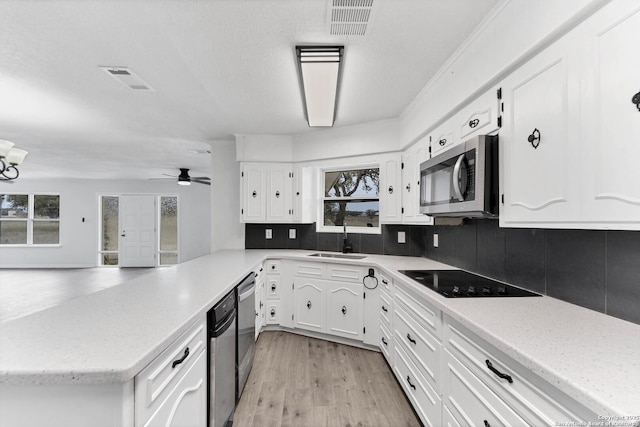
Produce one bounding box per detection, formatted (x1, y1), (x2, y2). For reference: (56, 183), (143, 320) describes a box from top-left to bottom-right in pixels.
(399, 270), (541, 298)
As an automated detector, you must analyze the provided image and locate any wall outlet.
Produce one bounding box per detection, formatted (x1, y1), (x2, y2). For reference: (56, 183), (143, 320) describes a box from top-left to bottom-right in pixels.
(289, 229), (296, 239)
(433, 233), (439, 248)
(398, 231), (406, 244)
(265, 229), (272, 239)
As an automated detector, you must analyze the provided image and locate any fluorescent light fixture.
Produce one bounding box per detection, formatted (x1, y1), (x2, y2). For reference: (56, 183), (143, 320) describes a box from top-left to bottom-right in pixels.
(296, 46), (344, 127)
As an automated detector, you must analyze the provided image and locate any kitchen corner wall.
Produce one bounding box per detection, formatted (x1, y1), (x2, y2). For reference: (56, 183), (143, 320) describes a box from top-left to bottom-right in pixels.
(246, 220), (640, 326)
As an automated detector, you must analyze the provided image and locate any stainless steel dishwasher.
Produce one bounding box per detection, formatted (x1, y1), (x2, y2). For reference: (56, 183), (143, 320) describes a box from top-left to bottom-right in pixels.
(208, 289), (236, 427)
(236, 273), (256, 402)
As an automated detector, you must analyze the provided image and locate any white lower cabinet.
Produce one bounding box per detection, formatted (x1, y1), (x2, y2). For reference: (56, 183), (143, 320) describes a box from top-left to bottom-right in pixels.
(293, 277), (326, 333)
(327, 281), (363, 340)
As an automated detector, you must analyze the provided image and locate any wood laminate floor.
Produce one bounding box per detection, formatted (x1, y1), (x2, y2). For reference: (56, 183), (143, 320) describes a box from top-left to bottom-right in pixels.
(234, 331), (421, 427)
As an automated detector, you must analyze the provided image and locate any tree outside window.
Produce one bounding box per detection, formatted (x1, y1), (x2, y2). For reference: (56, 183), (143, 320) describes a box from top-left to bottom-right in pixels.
(322, 167), (380, 230)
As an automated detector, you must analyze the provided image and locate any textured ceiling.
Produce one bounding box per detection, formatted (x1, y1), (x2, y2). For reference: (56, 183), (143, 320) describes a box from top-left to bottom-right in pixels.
(0, 0), (499, 180)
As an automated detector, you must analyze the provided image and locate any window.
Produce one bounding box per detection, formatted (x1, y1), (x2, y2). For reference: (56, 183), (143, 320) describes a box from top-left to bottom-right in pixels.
(320, 167), (380, 233)
(0, 194), (60, 245)
(98, 195), (178, 266)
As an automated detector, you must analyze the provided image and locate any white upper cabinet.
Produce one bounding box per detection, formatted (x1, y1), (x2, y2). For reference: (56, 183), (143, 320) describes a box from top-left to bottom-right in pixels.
(379, 153), (403, 223)
(500, 33), (581, 226)
(581, 1), (640, 227)
(428, 116), (456, 158)
(401, 139), (433, 224)
(240, 162), (293, 223)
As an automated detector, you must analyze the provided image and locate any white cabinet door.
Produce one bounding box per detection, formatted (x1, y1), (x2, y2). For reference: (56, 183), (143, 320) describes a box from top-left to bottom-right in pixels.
(362, 285), (380, 346)
(402, 141), (433, 224)
(583, 2), (640, 225)
(142, 349), (207, 427)
(380, 154), (402, 223)
(454, 87), (500, 144)
(500, 35), (580, 226)
(255, 269), (265, 339)
(429, 117), (456, 158)
(293, 278), (325, 333)
(326, 282), (363, 341)
(266, 164), (293, 222)
(241, 163), (266, 222)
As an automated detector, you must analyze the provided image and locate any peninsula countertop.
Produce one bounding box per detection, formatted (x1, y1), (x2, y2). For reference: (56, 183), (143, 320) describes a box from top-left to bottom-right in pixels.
(1, 249), (639, 417)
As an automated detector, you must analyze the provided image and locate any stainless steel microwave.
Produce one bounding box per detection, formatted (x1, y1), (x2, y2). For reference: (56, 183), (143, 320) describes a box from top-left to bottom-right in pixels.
(419, 134), (499, 217)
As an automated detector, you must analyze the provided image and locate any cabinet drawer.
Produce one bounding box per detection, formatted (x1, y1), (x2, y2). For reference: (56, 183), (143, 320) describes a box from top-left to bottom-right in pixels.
(379, 272), (392, 292)
(394, 302), (441, 393)
(135, 318), (206, 426)
(393, 346), (441, 427)
(266, 275), (281, 299)
(444, 318), (595, 425)
(294, 262), (326, 278)
(380, 323), (393, 365)
(379, 290), (393, 327)
(395, 285), (442, 339)
(327, 264), (363, 283)
(266, 301), (280, 325)
(443, 349), (527, 427)
(265, 259), (281, 273)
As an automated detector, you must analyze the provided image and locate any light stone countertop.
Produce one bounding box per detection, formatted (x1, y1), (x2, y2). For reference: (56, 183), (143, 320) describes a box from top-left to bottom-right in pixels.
(1, 249), (639, 417)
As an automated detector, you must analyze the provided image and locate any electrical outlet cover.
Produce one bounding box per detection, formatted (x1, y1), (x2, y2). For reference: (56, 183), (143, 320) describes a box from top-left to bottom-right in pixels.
(398, 231), (406, 244)
(265, 229), (272, 239)
(433, 233), (439, 248)
(289, 229), (296, 239)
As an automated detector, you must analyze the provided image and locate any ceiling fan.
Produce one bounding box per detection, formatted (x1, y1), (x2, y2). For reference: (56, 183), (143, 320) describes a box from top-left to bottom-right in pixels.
(152, 168), (211, 186)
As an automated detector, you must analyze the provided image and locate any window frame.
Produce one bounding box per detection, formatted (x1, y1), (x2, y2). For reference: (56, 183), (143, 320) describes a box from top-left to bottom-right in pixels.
(317, 163), (381, 235)
(0, 193), (60, 246)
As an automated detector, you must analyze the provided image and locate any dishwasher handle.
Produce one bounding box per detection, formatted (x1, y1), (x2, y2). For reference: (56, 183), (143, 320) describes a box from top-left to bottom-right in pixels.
(238, 282), (256, 302)
(211, 310), (236, 338)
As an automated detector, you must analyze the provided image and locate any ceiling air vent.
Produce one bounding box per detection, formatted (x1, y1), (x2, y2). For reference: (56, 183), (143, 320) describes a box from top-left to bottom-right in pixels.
(100, 67), (155, 91)
(328, 0), (374, 36)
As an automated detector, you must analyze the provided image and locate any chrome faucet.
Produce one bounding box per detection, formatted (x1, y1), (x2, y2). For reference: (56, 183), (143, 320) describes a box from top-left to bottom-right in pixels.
(342, 222), (353, 253)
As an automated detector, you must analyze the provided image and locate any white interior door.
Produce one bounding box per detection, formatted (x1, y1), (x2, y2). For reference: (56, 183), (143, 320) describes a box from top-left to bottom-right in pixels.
(120, 195), (156, 267)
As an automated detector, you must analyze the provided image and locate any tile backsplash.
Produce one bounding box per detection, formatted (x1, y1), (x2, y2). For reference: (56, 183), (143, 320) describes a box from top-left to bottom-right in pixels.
(245, 220), (640, 326)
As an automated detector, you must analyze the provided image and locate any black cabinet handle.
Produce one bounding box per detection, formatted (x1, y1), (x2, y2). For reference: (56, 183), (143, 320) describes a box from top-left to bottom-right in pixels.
(439, 138), (447, 146)
(632, 91), (640, 111)
(271, 283), (276, 292)
(172, 347), (189, 369)
(388, 185), (394, 194)
(485, 359), (513, 383)
(252, 190), (257, 198)
(382, 279), (388, 285)
(484, 421), (490, 427)
(381, 337), (388, 346)
(406, 333), (416, 345)
(260, 301), (263, 308)
(381, 305), (388, 313)
(271, 265), (276, 270)
(469, 118), (480, 128)
(307, 300), (312, 309)
(270, 308), (276, 317)
(406, 183), (411, 192)
(406, 376), (416, 390)
(275, 190), (280, 198)
(527, 128), (541, 149)
(341, 305), (347, 315)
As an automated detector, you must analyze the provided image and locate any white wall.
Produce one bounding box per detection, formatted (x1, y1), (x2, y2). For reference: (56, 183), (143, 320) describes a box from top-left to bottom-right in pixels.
(211, 140), (244, 250)
(0, 179), (210, 268)
(235, 134), (293, 162)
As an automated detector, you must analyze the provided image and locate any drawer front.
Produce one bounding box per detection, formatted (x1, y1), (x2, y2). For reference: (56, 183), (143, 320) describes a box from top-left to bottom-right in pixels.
(379, 272), (393, 292)
(379, 290), (393, 327)
(393, 346), (441, 427)
(380, 323), (393, 365)
(444, 319), (594, 425)
(443, 404), (462, 427)
(135, 318), (206, 426)
(266, 301), (280, 325)
(327, 264), (363, 283)
(265, 259), (281, 273)
(266, 275), (281, 299)
(395, 285), (442, 339)
(443, 349), (527, 427)
(294, 262), (326, 278)
(394, 303), (441, 393)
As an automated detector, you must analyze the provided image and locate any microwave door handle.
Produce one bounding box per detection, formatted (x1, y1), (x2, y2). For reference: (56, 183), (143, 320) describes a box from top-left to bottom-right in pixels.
(452, 154), (465, 202)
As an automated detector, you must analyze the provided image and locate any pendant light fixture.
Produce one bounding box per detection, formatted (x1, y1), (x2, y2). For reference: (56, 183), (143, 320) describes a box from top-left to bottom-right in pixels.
(0, 140), (28, 181)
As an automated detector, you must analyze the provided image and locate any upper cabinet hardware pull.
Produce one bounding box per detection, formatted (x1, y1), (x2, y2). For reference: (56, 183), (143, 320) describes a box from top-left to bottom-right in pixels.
(172, 347), (190, 369)
(252, 191), (257, 198)
(406, 376), (416, 390)
(275, 191), (280, 198)
(388, 185), (394, 194)
(341, 306), (347, 315)
(406, 182), (411, 192)
(485, 359), (513, 383)
(381, 337), (388, 346)
(381, 305), (388, 313)
(469, 118), (480, 128)
(407, 333), (417, 345)
(439, 138), (447, 146)
(307, 300), (312, 309)
(484, 421), (491, 427)
(633, 91), (640, 111)
(271, 265), (276, 269)
(528, 128), (541, 149)
(271, 283), (276, 292)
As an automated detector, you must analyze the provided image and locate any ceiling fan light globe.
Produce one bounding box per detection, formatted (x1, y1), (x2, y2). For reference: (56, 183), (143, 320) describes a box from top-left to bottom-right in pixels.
(177, 180), (191, 186)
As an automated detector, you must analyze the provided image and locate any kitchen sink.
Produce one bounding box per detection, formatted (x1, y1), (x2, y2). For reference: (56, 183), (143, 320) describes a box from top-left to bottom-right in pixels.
(308, 253), (367, 260)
